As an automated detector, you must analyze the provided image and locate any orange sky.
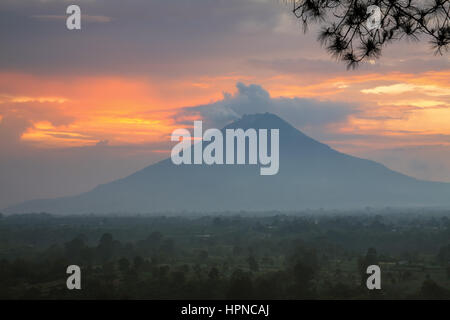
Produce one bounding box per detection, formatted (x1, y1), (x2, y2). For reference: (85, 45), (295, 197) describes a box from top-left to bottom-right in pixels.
(0, 0), (448, 154)
(1, 69), (448, 151)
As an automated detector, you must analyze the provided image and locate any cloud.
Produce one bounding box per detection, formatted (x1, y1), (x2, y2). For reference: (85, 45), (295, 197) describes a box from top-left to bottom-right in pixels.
(0, 114), (31, 149)
(361, 83), (450, 96)
(0, 94), (69, 104)
(379, 100), (449, 108)
(175, 82), (358, 129)
(96, 139), (109, 146)
(0, 0), (320, 76)
(32, 14), (112, 23)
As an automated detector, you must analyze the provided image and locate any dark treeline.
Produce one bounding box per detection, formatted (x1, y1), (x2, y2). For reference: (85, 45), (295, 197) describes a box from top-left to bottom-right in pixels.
(0, 210), (449, 299)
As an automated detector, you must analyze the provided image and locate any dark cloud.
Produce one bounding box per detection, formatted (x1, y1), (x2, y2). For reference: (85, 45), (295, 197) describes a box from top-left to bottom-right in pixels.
(0, 114), (30, 148)
(175, 82), (358, 129)
(247, 57), (361, 75)
(248, 54), (449, 76)
(0, 0), (318, 76)
(0, 0), (446, 77)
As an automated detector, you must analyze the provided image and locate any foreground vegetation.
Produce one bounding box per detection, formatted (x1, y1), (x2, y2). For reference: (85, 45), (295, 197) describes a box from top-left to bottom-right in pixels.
(0, 209), (449, 299)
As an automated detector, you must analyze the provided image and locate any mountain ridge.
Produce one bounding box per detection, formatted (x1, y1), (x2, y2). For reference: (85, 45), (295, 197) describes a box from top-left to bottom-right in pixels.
(5, 113), (450, 214)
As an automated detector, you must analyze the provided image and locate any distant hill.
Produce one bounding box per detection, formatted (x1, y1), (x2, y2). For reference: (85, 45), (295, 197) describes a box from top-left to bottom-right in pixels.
(5, 113), (450, 214)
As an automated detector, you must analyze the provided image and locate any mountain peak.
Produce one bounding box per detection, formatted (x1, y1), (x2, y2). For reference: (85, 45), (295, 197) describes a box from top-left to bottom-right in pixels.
(225, 112), (297, 131)
(224, 112), (329, 153)
(241, 112), (283, 121)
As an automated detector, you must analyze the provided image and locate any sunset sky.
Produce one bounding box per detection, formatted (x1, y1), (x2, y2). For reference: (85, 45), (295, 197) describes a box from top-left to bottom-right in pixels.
(0, 0), (449, 208)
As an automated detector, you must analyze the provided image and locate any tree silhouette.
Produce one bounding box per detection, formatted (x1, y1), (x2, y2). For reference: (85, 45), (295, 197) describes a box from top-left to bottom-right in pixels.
(291, 0), (450, 68)
(248, 255), (260, 272)
(227, 269), (254, 299)
(97, 233), (114, 262)
(118, 257), (130, 273)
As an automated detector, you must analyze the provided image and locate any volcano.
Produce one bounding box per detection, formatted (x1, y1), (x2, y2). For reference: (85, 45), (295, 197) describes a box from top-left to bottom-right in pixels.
(5, 113), (450, 214)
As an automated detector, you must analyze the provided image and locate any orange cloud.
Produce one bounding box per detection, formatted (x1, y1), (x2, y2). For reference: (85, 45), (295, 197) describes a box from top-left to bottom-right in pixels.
(0, 69), (449, 151)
